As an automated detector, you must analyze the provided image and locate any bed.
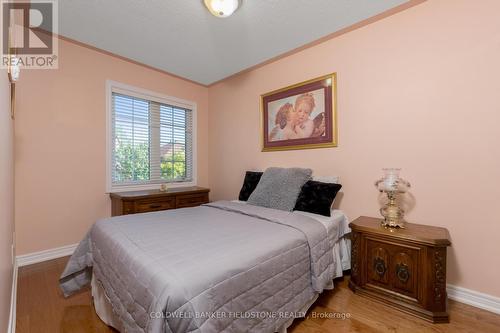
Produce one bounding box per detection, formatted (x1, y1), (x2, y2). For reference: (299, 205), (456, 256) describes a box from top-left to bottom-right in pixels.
(60, 169), (350, 333)
(60, 201), (350, 333)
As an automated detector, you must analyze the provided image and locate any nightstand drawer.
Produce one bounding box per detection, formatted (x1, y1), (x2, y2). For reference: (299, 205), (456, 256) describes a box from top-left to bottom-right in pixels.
(176, 193), (209, 208)
(135, 197), (176, 213)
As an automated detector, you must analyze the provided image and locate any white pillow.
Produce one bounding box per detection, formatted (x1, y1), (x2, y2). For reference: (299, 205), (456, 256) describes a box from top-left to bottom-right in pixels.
(312, 175), (340, 184)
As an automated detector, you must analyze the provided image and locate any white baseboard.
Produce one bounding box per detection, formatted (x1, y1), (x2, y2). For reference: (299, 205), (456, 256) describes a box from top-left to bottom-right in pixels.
(447, 284), (500, 315)
(8, 243), (78, 332)
(7, 261), (17, 333)
(16, 243), (78, 267)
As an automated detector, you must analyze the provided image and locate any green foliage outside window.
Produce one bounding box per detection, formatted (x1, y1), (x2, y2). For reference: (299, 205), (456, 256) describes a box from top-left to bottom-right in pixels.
(161, 151), (186, 179)
(114, 138), (186, 182)
(114, 140), (150, 181)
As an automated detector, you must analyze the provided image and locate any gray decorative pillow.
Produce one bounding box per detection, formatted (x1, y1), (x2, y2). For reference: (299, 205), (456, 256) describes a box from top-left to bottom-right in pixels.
(247, 167), (312, 211)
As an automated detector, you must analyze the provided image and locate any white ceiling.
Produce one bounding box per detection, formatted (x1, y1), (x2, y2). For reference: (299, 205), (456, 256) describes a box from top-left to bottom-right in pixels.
(58, 0), (409, 85)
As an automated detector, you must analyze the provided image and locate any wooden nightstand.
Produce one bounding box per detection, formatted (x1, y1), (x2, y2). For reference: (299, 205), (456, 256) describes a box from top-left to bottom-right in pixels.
(349, 216), (451, 323)
(110, 186), (210, 216)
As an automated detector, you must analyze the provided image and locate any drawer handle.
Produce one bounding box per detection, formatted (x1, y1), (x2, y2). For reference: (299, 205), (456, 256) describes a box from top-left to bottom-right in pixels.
(149, 204), (162, 209)
(396, 263), (410, 283)
(373, 257), (386, 277)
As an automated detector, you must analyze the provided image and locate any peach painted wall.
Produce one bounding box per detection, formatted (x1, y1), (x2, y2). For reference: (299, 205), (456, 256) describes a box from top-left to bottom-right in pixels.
(0, 70), (14, 331)
(15, 38), (209, 255)
(208, 0), (500, 297)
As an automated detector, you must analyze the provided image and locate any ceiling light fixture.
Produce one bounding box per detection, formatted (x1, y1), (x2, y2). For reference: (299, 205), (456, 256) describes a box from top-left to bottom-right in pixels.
(204, 0), (240, 18)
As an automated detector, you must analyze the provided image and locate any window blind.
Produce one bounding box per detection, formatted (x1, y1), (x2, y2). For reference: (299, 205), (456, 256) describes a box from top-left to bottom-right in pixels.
(111, 92), (193, 187)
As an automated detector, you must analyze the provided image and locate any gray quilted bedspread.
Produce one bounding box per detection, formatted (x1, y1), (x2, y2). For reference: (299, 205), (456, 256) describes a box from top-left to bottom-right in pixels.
(60, 201), (334, 333)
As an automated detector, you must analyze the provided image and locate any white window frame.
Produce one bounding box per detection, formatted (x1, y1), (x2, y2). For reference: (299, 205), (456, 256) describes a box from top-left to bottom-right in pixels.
(106, 80), (197, 193)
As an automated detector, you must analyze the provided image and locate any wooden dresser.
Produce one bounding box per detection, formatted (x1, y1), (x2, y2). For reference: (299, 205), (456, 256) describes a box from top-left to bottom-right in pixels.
(110, 186), (210, 216)
(349, 216), (451, 323)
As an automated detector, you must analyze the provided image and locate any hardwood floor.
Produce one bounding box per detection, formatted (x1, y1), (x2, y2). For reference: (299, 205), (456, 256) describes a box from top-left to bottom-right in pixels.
(16, 257), (115, 333)
(16, 257), (500, 333)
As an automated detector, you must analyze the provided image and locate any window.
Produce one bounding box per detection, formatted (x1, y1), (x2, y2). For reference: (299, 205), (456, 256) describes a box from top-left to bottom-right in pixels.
(106, 81), (196, 192)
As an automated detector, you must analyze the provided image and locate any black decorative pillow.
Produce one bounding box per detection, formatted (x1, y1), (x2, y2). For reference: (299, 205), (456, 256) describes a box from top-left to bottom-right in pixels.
(293, 181), (342, 217)
(238, 171), (263, 201)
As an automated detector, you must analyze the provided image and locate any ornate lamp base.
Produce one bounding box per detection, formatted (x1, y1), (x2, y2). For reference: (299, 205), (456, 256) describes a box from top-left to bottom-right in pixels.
(381, 218), (405, 229)
(380, 191), (405, 228)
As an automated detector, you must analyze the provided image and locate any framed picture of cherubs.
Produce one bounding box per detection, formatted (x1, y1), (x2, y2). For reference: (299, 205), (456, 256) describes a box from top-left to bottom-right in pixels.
(261, 73), (337, 152)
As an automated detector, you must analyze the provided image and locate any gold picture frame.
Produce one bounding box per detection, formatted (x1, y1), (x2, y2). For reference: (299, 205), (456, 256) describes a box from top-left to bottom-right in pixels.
(260, 73), (338, 152)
